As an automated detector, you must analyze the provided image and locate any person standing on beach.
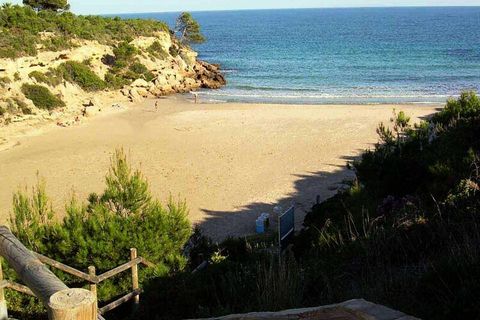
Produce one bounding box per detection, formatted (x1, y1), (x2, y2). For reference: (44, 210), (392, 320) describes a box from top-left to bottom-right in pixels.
(155, 101), (159, 111)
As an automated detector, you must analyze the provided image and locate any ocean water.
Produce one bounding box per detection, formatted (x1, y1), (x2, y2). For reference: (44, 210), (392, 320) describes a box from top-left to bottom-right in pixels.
(123, 8), (480, 104)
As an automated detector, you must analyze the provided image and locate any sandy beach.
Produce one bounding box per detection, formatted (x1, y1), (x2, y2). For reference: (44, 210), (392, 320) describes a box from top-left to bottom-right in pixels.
(0, 97), (440, 240)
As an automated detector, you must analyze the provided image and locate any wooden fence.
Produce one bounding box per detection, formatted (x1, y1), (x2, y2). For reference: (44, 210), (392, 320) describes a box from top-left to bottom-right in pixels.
(0, 226), (154, 320)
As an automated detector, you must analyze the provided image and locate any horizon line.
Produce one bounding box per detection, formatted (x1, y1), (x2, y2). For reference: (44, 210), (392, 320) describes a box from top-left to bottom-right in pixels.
(89, 5), (480, 16)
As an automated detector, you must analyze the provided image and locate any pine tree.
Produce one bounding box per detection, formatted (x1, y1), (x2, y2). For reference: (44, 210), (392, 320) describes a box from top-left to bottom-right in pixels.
(175, 12), (205, 45)
(23, 0), (70, 12)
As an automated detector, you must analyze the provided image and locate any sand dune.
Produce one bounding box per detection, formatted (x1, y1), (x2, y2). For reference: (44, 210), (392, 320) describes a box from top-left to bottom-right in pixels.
(0, 97), (439, 240)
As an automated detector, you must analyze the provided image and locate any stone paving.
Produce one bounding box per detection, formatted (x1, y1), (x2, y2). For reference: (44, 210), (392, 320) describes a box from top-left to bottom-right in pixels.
(199, 299), (420, 320)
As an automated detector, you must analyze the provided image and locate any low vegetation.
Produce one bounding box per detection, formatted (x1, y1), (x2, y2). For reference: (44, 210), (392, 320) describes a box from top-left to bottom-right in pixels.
(0, 76), (11, 87)
(7, 149), (191, 319)
(28, 69), (63, 87)
(4, 92), (479, 320)
(0, 97), (31, 117)
(21, 83), (65, 110)
(136, 91), (480, 320)
(0, 3), (169, 58)
(104, 42), (154, 89)
(58, 60), (106, 91)
(147, 41), (169, 60)
(291, 92), (480, 320)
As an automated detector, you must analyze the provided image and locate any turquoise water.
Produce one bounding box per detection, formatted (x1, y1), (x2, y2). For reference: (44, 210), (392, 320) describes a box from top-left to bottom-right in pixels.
(123, 8), (480, 104)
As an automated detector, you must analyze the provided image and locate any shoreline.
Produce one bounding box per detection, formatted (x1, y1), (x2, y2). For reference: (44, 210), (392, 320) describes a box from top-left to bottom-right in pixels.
(0, 93), (445, 153)
(189, 92), (454, 106)
(0, 97), (442, 240)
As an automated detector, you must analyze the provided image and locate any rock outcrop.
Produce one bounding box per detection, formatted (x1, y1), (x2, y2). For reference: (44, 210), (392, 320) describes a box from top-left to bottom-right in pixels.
(121, 48), (226, 102)
(0, 31), (226, 133)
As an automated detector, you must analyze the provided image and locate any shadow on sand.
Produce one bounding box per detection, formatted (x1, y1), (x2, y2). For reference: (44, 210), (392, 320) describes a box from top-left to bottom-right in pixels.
(197, 154), (362, 241)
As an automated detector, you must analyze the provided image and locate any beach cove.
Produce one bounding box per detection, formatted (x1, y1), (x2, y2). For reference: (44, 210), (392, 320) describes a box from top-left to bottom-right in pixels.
(0, 97), (439, 240)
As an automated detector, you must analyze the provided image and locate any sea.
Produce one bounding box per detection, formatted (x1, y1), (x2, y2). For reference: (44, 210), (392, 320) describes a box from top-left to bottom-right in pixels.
(121, 7), (480, 105)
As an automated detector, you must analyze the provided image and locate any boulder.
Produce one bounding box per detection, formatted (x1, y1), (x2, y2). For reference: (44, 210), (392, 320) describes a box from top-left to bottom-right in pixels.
(83, 106), (100, 117)
(131, 79), (150, 88)
(154, 75), (169, 87)
(136, 88), (149, 98)
(129, 88), (142, 102)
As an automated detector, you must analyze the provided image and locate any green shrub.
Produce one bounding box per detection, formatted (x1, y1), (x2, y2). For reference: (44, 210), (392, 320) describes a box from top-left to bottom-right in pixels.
(432, 91), (480, 124)
(104, 71), (130, 89)
(13, 97), (31, 114)
(41, 34), (72, 52)
(28, 70), (49, 83)
(293, 91), (480, 320)
(169, 45), (180, 57)
(21, 83), (65, 110)
(0, 5), (170, 58)
(108, 42), (155, 85)
(133, 91), (480, 320)
(139, 251), (302, 319)
(29, 69), (63, 87)
(147, 41), (169, 60)
(113, 42), (138, 63)
(58, 61), (106, 91)
(8, 149), (192, 319)
(0, 76), (11, 87)
(128, 62), (154, 81)
(0, 27), (38, 58)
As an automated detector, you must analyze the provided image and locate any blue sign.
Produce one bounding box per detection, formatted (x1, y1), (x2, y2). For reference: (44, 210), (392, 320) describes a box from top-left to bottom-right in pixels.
(279, 206), (294, 250)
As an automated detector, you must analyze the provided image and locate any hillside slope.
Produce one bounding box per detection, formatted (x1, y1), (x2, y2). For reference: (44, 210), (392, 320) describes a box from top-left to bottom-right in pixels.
(0, 6), (225, 147)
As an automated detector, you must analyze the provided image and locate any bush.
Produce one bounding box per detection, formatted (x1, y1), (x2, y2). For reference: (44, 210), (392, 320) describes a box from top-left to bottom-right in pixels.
(108, 42), (155, 85)
(105, 71), (130, 89)
(21, 83), (65, 110)
(28, 70), (49, 83)
(128, 62), (154, 81)
(294, 91), (480, 320)
(8, 149), (192, 319)
(29, 69), (63, 87)
(58, 61), (106, 91)
(139, 251), (303, 319)
(0, 76), (11, 87)
(147, 41), (169, 60)
(0, 5), (170, 58)
(113, 42), (137, 63)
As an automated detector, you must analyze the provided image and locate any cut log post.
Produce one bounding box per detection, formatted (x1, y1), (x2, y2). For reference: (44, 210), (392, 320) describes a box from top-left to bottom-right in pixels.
(130, 248), (139, 305)
(0, 226), (97, 320)
(48, 288), (97, 320)
(0, 258), (8, 320)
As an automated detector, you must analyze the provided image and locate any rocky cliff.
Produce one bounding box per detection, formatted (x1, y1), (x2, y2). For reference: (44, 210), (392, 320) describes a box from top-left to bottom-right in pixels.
(0, 31), (225, 139)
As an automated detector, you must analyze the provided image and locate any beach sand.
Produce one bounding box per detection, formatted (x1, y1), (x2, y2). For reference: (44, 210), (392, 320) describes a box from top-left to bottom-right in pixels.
(0, 97), (440, 240)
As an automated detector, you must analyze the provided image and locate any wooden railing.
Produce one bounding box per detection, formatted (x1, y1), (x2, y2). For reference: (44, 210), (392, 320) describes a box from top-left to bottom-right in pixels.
(0, 226), (154, 320)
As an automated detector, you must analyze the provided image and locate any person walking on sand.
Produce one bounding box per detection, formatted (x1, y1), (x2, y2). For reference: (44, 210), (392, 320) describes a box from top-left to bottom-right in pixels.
(155, 101), (159, 111)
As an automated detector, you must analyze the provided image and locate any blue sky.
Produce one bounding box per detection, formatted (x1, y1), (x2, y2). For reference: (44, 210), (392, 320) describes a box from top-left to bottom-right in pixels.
(2, 0), (480, 14)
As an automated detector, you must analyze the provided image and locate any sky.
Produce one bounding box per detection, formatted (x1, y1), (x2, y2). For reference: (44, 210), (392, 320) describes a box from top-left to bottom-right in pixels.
(2, 0), (480, 14)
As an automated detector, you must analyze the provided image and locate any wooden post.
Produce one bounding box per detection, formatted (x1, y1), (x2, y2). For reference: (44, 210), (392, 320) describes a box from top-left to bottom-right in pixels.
(0, 226), (68, 304)
(0, 258), (8, 320)
(48, 288), (97, 320)
(130, 248), (139, 305)
(88, 266), (97, 300)
(0, 226), (97, 320)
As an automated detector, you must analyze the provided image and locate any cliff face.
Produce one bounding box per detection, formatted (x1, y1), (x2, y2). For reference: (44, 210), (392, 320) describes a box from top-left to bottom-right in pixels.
(0, 31), (225, 134)
(122, 35), (225, 101)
